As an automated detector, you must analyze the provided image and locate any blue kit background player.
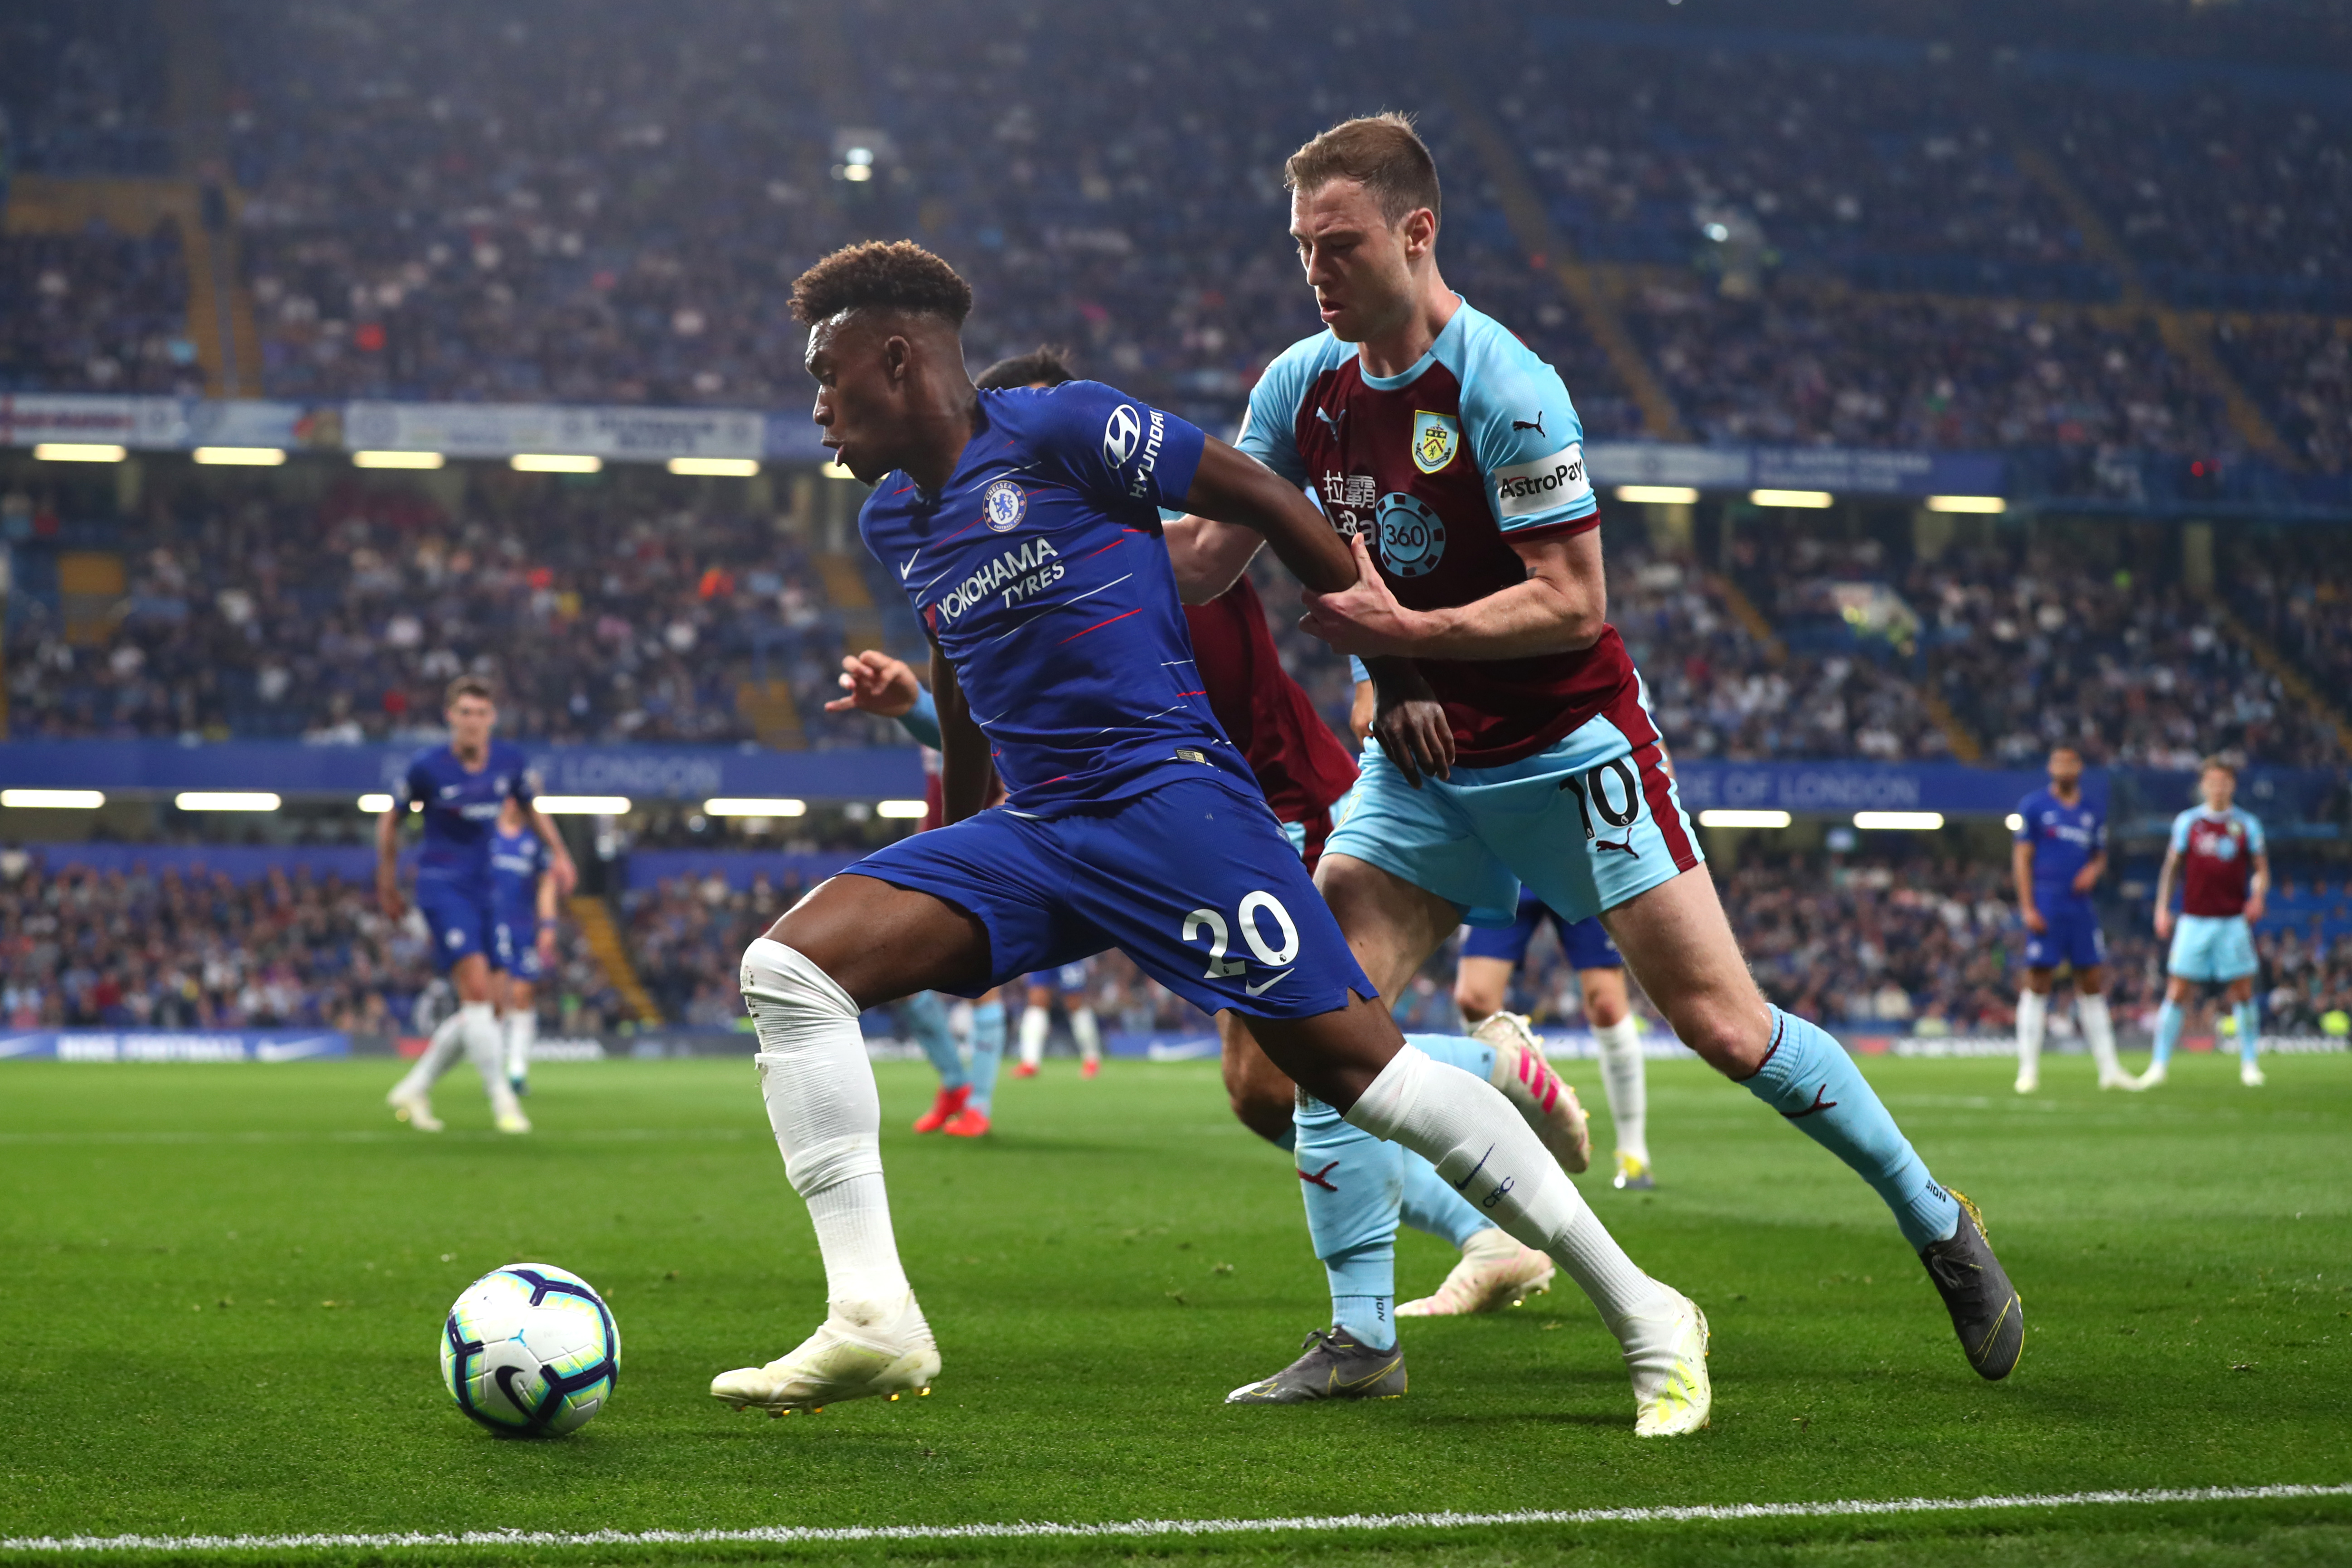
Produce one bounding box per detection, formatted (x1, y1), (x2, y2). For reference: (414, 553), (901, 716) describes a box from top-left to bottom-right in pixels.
(489, 798), (561, 1097)
(380, 674), (572, 1134)
(710, 239), (1708, 1436)
(2145, 756), (2271, 1089)
(2010, 745), (2133, 1093)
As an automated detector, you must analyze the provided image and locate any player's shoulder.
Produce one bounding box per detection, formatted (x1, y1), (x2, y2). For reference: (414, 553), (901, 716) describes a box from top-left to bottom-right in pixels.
(2231, 805), (2264, 832)
(1441, 301), (1571, 413)
(404, 741), (451, 774)
(1252, 331), (1353, 409)
(2172, 806), (2204, 832)
(2018, 786), (2051, 814)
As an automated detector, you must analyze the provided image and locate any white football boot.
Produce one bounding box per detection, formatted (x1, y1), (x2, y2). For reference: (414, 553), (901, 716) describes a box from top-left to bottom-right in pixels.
(711, 1292), (940, 1414)
(387, 1088), (443, 1132)
(2012, 1068), (2039, 1095)
(2135, 1062), (2168, 1089)
(1396, 1229), (1555, 1316)
(2241, 1062), (2266, 1088)
(1470, 1011), (1592, 1173)
(1617, 1287), (1712, 1437)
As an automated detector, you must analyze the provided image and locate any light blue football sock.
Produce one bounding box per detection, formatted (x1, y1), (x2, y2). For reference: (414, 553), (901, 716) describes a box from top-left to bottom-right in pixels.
(2151, 1000), (2185, 1069)
(900, 990), (965, 1092)
(1408, 1031), (1497, 1081)
(967, 1000), (1005, 1113)
(1401, 1151), (1492, 1249)
(1743, 1007), (1961, 1250)
(1294, 1091), (1401, 1351)
(2234, 999), (2260, 1067)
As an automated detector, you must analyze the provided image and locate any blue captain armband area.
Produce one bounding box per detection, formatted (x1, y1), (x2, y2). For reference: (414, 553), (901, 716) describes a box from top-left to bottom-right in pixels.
(896, 686), (943, 750)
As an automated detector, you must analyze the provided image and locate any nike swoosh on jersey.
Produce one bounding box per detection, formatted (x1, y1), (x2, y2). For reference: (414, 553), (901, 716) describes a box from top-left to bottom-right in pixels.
(1244, 968), (1293, 997)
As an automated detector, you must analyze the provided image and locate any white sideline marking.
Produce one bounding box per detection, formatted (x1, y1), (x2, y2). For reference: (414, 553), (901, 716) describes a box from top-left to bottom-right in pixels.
(4, 1483), (2346, 1554)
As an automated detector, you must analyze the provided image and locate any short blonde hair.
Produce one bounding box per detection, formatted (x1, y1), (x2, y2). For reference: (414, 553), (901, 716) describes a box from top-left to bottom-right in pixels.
(1284, 111), (1441, 227)
(2199, 754), (2236, 779)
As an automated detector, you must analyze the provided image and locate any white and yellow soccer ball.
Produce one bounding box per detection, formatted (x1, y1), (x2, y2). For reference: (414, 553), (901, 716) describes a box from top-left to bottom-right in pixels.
(440, 1263), (619, 1436)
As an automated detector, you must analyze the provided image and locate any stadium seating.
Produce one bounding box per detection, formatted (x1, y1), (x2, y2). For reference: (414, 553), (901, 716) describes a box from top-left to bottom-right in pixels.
(0, 851), (621, 1034)
(0, 228), (198, 394)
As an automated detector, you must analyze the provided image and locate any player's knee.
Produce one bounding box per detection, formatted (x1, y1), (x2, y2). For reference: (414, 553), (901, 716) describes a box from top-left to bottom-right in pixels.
(1220, 1016), (1296, 1144)
(741, 937), (858, 1021)
(1674, 995), (1769, 1075)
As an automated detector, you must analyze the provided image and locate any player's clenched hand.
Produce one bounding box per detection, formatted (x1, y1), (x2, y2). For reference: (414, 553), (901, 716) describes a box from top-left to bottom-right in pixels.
(1366, 660), (1454, 789)
(537, 926), (560, 967)
(825, 650), (920, 717)
(1298, 533), (1423, 657)
(2154, 906), (2174, 941)
(377, 878), (405, 923)
(2021, 905), (2047, 934)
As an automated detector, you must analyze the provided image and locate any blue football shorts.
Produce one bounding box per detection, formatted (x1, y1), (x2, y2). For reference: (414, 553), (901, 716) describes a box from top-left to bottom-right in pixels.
(1324, 682), (1702, 929)
(2021, 896), (2105, 972)
(847, 772), (1374, 1021)
(416, 879), (494, 974)
(492, 910), (544, 982)
(1462, 891), (1625, 970)
(2168, 913), (2258, 983)
(1026, 960), (1093, 996)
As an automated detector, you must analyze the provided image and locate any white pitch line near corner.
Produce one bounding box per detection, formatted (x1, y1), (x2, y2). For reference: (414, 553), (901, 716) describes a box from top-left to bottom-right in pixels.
(4, 1483), (2347, 1555)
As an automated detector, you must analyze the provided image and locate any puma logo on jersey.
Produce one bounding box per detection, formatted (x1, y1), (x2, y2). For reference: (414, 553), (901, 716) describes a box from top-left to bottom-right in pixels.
(1512, 411), (1546, 436)
(1313, 406), (1347, 436)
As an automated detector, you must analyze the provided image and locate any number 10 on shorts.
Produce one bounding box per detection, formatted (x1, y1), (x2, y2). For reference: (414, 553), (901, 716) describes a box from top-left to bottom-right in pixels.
(1182, 891), (1301, 978)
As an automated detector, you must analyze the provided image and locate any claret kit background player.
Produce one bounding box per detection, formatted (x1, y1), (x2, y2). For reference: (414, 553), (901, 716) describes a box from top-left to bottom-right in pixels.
(1171, 112), (2023, 1386)
(379, 675), (575, 1134)
(2011, 745), (2135, 1094)
(710, 238), (1713, 1437)
(2144, 756), (2271, 1089)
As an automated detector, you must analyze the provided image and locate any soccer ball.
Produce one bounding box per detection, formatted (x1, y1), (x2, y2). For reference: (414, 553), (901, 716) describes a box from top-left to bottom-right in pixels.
(440, 1263), (619, 1436)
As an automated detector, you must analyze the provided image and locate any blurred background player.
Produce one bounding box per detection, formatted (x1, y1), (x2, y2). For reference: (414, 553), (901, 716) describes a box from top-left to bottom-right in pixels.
(1453, 890), (1653, 1190)
(2144, 758), (2271, 1089)
(2011, 746), (2133, 1094)
(1014, 963), (1101, 1079)
(489, 796), (561, 1097)
(827, 649), (1002, 1137)
(380, 676), (574, 1134)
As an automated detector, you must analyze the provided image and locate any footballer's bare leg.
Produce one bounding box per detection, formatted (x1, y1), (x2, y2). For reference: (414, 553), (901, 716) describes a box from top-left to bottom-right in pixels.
(1219, 1012), (1297, 1145)
(712, 876), (989, 1415)
(1600, 866), (2023, 1380)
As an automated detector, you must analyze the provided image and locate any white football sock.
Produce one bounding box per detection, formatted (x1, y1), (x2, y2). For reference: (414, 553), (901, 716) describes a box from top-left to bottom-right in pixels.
(394, 1010), (467, 1099)
(1070, 1006), (1101, 1065)
(743, 937), (911, 1308)
(459, 1002), (520, 1118)
(2076, 992), (2122, 1080)
(503, 1007), (537, 1083)
(1344, 1044), (1674, 1335)
(1018, 1005), (1050, 1069)
(2015, 989), (2046, 1081)
(1593, 1016), (1649, 1166)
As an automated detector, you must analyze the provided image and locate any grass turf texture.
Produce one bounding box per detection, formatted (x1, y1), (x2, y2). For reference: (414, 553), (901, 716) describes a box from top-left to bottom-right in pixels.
(1, 1052), (2347, 1566)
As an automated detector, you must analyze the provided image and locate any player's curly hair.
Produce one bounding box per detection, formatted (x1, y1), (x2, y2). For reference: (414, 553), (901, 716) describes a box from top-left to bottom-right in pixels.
(789, 240), (973, 326)
(976, 344), (1075, 390)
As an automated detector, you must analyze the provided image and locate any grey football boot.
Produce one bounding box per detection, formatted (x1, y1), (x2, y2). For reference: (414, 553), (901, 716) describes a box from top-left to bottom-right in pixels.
(1225, 1328), (1407, 1404)
(1920, 1191), (2024, 1380)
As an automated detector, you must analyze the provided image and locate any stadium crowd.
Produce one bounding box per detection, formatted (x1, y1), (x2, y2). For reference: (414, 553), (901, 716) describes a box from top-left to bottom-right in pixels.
(0, 229), (199, 396)
(1, 470), (913, 748)
(0, 852), (622, 1035)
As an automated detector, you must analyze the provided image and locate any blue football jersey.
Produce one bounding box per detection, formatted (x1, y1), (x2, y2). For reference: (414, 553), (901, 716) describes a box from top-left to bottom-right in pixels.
(2014, 787), (2105, 898)
(490, 824), (549, 920)
(396, 740), (537, 887)
(861, 380), (1229, 816)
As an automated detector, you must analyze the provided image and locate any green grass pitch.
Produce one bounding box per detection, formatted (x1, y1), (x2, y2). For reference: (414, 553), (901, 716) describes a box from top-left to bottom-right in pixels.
(2, 1050), (2348, 1566)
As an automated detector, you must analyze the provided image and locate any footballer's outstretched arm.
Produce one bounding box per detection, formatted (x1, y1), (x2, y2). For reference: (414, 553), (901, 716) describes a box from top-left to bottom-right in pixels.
(1300, 528), (1608, 661)
(1173, 437), (1355, 597)
(931, 639), (994, 825)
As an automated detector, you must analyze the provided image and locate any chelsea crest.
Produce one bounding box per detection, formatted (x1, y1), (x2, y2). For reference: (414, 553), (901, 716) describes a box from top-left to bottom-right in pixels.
(983, 478), (1027, 532)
